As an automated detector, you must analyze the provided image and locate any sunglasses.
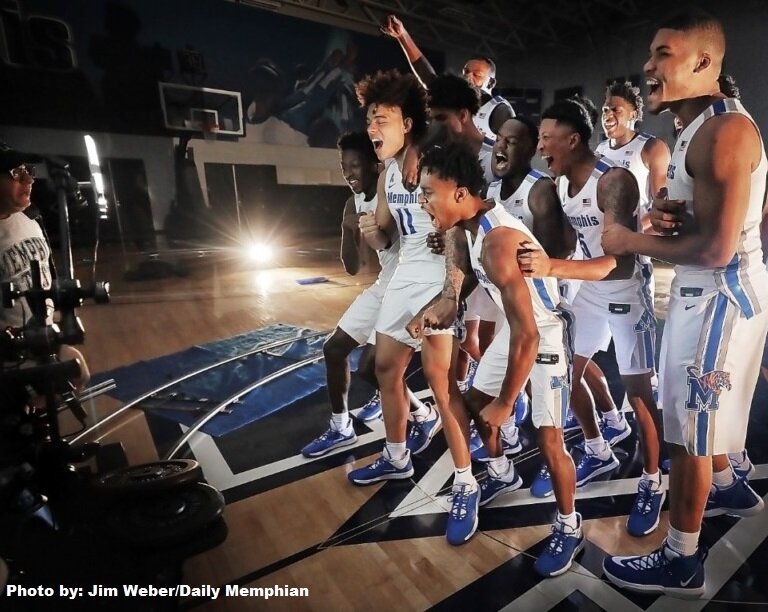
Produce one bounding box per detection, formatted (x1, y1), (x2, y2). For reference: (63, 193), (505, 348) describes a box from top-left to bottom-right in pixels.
(7, 165), (35, 181)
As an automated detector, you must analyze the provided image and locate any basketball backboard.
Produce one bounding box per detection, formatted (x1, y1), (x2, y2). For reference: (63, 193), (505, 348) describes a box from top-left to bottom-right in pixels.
(159, 82), (244, 136)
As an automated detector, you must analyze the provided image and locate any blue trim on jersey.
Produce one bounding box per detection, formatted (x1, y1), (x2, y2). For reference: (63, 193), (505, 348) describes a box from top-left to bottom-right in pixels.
(595, 159), (613, 174)
(560, 383), (569, 429)
(712, 99), (727, 115)
(723, 253), (755, 319)
(528, 169), (545, 180)
(483, 135), (495, 147)
(559, 306), (575, 385)
(533, 278), (556, 311)
(640, 262), (656, 369)
(479, 215), (494, 235)
(696, 294), (728, 455)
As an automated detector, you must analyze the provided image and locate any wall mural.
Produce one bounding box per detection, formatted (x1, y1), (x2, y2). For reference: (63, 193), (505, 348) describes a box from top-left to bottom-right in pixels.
(0, 0), (444, 148)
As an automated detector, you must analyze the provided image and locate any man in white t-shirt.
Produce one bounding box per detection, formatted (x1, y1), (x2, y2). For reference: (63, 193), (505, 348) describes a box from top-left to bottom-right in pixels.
(0, 142), (89, 390)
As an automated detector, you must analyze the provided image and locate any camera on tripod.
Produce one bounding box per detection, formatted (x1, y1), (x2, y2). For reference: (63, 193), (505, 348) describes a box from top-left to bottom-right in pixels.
(0, 137), (112, 516)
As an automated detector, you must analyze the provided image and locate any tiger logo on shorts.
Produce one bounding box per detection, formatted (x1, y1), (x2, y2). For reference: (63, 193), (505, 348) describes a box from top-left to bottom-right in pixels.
(685, 365), (732, 412)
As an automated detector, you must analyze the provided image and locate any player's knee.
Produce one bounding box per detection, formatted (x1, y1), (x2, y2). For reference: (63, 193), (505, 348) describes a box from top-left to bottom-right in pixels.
(323, 337), (349, 365)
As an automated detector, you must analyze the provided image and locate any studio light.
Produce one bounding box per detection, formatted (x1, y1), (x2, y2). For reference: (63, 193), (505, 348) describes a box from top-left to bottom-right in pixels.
(246, 241), (274, 264)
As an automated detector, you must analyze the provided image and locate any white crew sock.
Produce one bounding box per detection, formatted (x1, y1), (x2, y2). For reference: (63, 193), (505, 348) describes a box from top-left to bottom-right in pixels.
(384, 441), (408, 466)
(713, 465), (736, 488)
(454, 464), (477, 489)
(666, 528), (699, 558)
(603, 407), (623, 427)
(331, 412), (351, 431)
(585, 436), (611, 460)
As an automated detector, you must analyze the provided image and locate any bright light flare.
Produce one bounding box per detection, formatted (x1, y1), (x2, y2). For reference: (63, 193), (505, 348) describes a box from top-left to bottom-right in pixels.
(246, 242), (274, 264)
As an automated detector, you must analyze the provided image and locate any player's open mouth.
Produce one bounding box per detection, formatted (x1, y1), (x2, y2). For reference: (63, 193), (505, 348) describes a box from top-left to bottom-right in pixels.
(494, 151), (509, 171)
(541, 155), (553, 168)
(371, 139), (383, 152)
(603, 120), (617, 130)
(347, 179), (360, 190)
(646, 78), (661, 96)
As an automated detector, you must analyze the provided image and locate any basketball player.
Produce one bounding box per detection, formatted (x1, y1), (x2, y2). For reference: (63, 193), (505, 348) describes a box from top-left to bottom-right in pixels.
(666, 72), (756, 482)
(416, 141), (580, 575)
(480, 116), (576, 479)
(424, 74), (499, 397)
(380, 15), (513, 142)
(346, 70), (464, 493)
(301, 132), (420, 456)
(518, 97), (665, 538)
(602, 12), (768, 597)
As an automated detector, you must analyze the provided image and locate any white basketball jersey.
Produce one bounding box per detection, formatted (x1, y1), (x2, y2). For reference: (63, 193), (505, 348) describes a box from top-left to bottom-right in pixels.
(559, 157), (641, 297)
(596, 133), (654, 267)
(667, 98), (768, 317)
(473, 95), (515, 145)
(486, 169), (551, 232)
(467, 204), (563, 335)
(596, 132), (652, 214)
(354, 191), (399, 284)
(384, 157), (445, 281)
(477, 140), (496, 185)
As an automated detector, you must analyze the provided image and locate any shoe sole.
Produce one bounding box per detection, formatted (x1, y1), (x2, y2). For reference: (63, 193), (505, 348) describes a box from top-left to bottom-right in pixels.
(703, 496), (764, 518)
(479, 476), (523, 507)
(349, 467), (415, 486)
(358, 408), (383, 422)
(535, 536), (585, 578)
(302, 435), (357, 458)
(605, 425), (632, 447)
(409, 416), (443, 455)
(602, 566), (705, 599)
(576, 456), (620, 487)
(626, 490), (666, 536)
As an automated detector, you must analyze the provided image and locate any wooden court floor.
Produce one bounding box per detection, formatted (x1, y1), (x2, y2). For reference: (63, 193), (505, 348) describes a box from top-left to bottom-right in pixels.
(69, 242), (768, 612)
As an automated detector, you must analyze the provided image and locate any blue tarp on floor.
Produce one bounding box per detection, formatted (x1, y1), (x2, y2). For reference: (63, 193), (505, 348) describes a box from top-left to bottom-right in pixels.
(92, 324), (358, 437)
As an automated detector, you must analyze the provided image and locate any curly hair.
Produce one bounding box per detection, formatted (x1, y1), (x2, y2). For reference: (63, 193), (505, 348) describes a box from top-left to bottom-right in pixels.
(356, 69), (428, 141)
(428, 74), (480, 115)
(605, 81), (644, 121)
(542, 96), (596, 143)
(420, 141), (486, 196)
(337, 131), (378, 164)
(718, 73), (740, 99)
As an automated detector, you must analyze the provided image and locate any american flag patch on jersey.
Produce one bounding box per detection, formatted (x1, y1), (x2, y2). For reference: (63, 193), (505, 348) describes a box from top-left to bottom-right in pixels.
(582, 198), (591, 206)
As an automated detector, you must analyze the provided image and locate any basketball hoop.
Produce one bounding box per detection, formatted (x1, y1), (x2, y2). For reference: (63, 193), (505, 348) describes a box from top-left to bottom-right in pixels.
(201, 121), (220, 141)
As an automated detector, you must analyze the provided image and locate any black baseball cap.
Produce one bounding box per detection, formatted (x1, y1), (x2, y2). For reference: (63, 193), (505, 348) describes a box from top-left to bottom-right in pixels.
(0, 141), (42, 172)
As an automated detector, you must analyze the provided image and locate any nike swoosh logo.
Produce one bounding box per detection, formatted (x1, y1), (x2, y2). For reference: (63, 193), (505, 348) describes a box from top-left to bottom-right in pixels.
(680, 573), (697, 587)
(685, 304), (696, 310)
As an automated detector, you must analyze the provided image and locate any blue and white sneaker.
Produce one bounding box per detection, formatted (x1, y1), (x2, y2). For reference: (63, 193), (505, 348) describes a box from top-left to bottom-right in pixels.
(347, 450), (414, 485)
(357, 392), (382, 422)
(600, 415), (632, 446)
(534, 513), (585, 577)
(406, 406), (442, 455)
(471, 427), (522, 462)
(479, 467), (523, 506)
(730, 450), (755, 480)
(704, 477), (764, 517)
(530, 464), (554, 498)
(301, 424), (356, 457)
(514, 392), (529, 425)
(603, 541), (707, 598)
(575, 449), (619, 487)
(627, 479), (665, 536)
(563, 409), (580, 433)
(446, 483), (480, 546)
